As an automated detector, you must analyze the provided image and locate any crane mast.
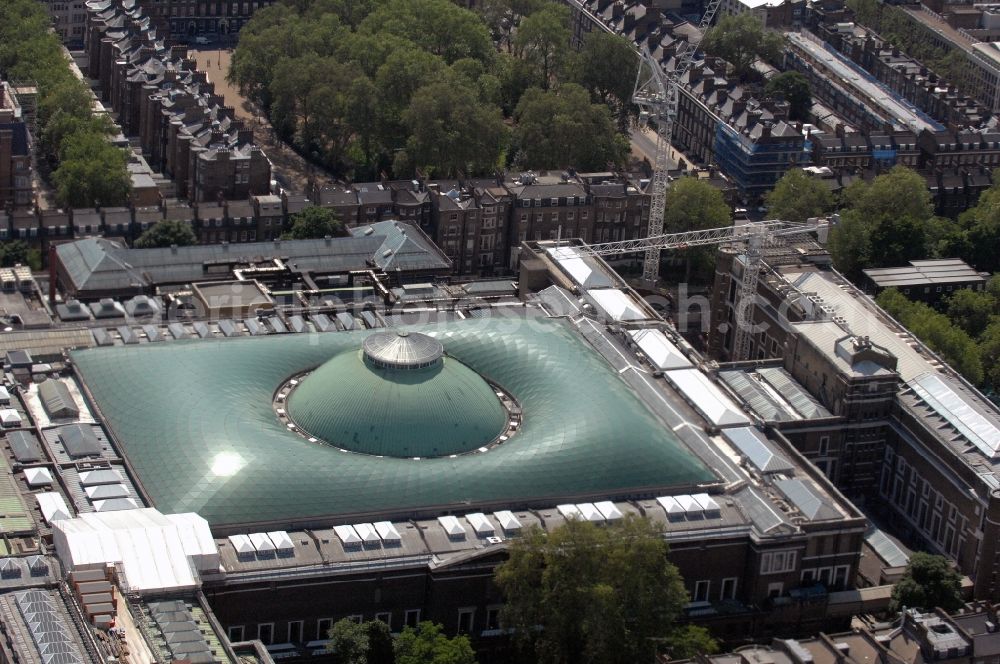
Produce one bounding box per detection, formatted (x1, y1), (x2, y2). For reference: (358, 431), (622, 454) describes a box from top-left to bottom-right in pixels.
(632, 0), (723, 285)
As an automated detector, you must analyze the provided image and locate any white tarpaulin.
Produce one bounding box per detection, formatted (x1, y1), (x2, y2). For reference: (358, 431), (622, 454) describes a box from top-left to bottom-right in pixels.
(494, 510), (521, 532)
(51, 508), (220, 594)
(36, 492), (71, 524)
(664, 369), (750, 427)
(628, 329), (692, 370)
(437, 516), (466, 538)
(586, 289), (647, 321)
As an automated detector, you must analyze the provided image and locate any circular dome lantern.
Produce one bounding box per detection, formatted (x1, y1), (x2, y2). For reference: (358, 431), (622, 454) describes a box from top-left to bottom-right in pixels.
(362, 330), (444, 370)
(286, 331), (509, 458)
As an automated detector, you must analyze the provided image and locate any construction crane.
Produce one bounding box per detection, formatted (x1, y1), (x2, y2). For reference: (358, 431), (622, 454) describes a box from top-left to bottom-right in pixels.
(585, 220), (827, 361)
(633, 0), (723, 285)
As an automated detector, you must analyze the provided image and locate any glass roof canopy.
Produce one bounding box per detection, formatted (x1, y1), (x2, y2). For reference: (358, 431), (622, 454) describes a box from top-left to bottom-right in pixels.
(71, 318), (715, 529)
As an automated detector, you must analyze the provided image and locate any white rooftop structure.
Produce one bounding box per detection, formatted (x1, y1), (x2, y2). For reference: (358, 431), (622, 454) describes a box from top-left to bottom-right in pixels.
(910, 372), (1000, 459)
(249, 532), (275, 553)
(465, 512), (494, 537)
(36, 492), (71, 524)
(557, 504), (583, 520)
(266, 531), (295, 555)
(334, 524), (362, 546)
(656, 495), (685, 520)
(228, 534), (255, 555)
(586, 289), (647, 321)
(494, 510), (521, 532)
(354, 522), (381, 544)
(23, 467), (52, 488)
(78, 469), (122, 486)
(664, 369), (750, 427)
(0, 409), (21, 427)
(628, 329), (692, 370)
(594, 500), (623, 520)
(575, 503), (604, 522)
(373, 521), (401, 544)
(545, 246), (615, 288)
(51, 508), (219, 594)
(437, 515), (466, 539)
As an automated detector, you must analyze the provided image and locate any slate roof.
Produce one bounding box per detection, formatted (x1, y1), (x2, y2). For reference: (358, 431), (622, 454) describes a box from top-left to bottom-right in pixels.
(57, 222), (450, 295)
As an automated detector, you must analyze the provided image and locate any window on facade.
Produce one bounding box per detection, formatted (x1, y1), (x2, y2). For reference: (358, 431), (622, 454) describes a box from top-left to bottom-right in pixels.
(693, 580), (710, 602)
(761, 550), (797, 574)
(228, 626), (245, 642)
(317, 618), (333, 640)
(457, 609), (475, 635)
(257, 623), (274, 645)
(721, 577), (737, 600)
(404, 610), (421, 629)
(485, 607), (501, 631)
(288, 621), (303, 643)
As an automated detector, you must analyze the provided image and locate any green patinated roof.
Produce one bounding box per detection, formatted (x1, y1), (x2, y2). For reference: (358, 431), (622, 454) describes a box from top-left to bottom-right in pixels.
(289, 349), (508, 458)
(71, 318), (715, 527)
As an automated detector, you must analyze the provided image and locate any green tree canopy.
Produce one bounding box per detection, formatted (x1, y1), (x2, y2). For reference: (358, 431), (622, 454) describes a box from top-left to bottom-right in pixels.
(831, 166), (950, 281)
(946, 288), (996, 338)
(0, 241), (40, 270)
(513, 84), (627, 171)
(399, 76), (506, 177)
(495, 515), (713, 664)
(134, 220), (198, 249)
(284, 206), (346, 239)
(764, 71), (812, 122)
(393, 622), (476, 664)
(890, 552), (964, 613)
(701, 14), (785, 80)
(570, 32), (639, 128)
(765, 169), (834, 223)
(513, 2), (570, 88)
(325, 619), (394, 664)
(663, 177), (732, 282)
(52, 131), (130, 209)
(0, 0), (129, 207)
(877, 288), (984, 385)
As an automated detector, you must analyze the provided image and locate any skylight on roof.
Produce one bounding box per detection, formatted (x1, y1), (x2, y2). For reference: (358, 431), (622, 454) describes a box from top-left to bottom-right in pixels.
(910, 373), (1000, 458)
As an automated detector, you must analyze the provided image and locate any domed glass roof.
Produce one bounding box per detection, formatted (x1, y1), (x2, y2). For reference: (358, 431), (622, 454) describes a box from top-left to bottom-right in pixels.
(287, 339), (507, 458)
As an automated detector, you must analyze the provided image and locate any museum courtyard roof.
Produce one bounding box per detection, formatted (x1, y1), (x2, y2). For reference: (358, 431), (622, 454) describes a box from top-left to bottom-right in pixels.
(70, 317), (715, 529)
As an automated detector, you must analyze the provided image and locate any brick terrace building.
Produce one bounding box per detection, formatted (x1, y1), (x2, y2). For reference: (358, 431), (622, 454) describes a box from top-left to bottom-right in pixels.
(84, 0), (269, 203)
(0, 82), (32, 210)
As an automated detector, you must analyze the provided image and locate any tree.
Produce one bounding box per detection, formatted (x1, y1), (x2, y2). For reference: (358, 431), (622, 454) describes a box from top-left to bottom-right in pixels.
(284, 206), (346, 239)
(325, 619), (394, 664)
(828, 214), (870, 282)
(394, 622), (477, 664)
(513, 2), (571, 88)
(977, 318), (1000, 388)
(764, 71), (812, 122)
(877, 289), (984, 385)
(135, 220), (198, 249)
(701, 14), (785, 80)
(495, 515), (702, 664)
(0, 240), (40, 270)
(946, 288), (996, 338)
(52, 131), (130, 209)
(399, 76), (506, 177)
(570, 32), (638, 128)
(890, 552), (964, 613)
(513, 84), (627, 171)
(765, 169), (833, 223)
(661, 625), (720, 660)
(833, 166), (948, 278)
(326, 619), (370, 664)
(663, 177), (731, 283)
